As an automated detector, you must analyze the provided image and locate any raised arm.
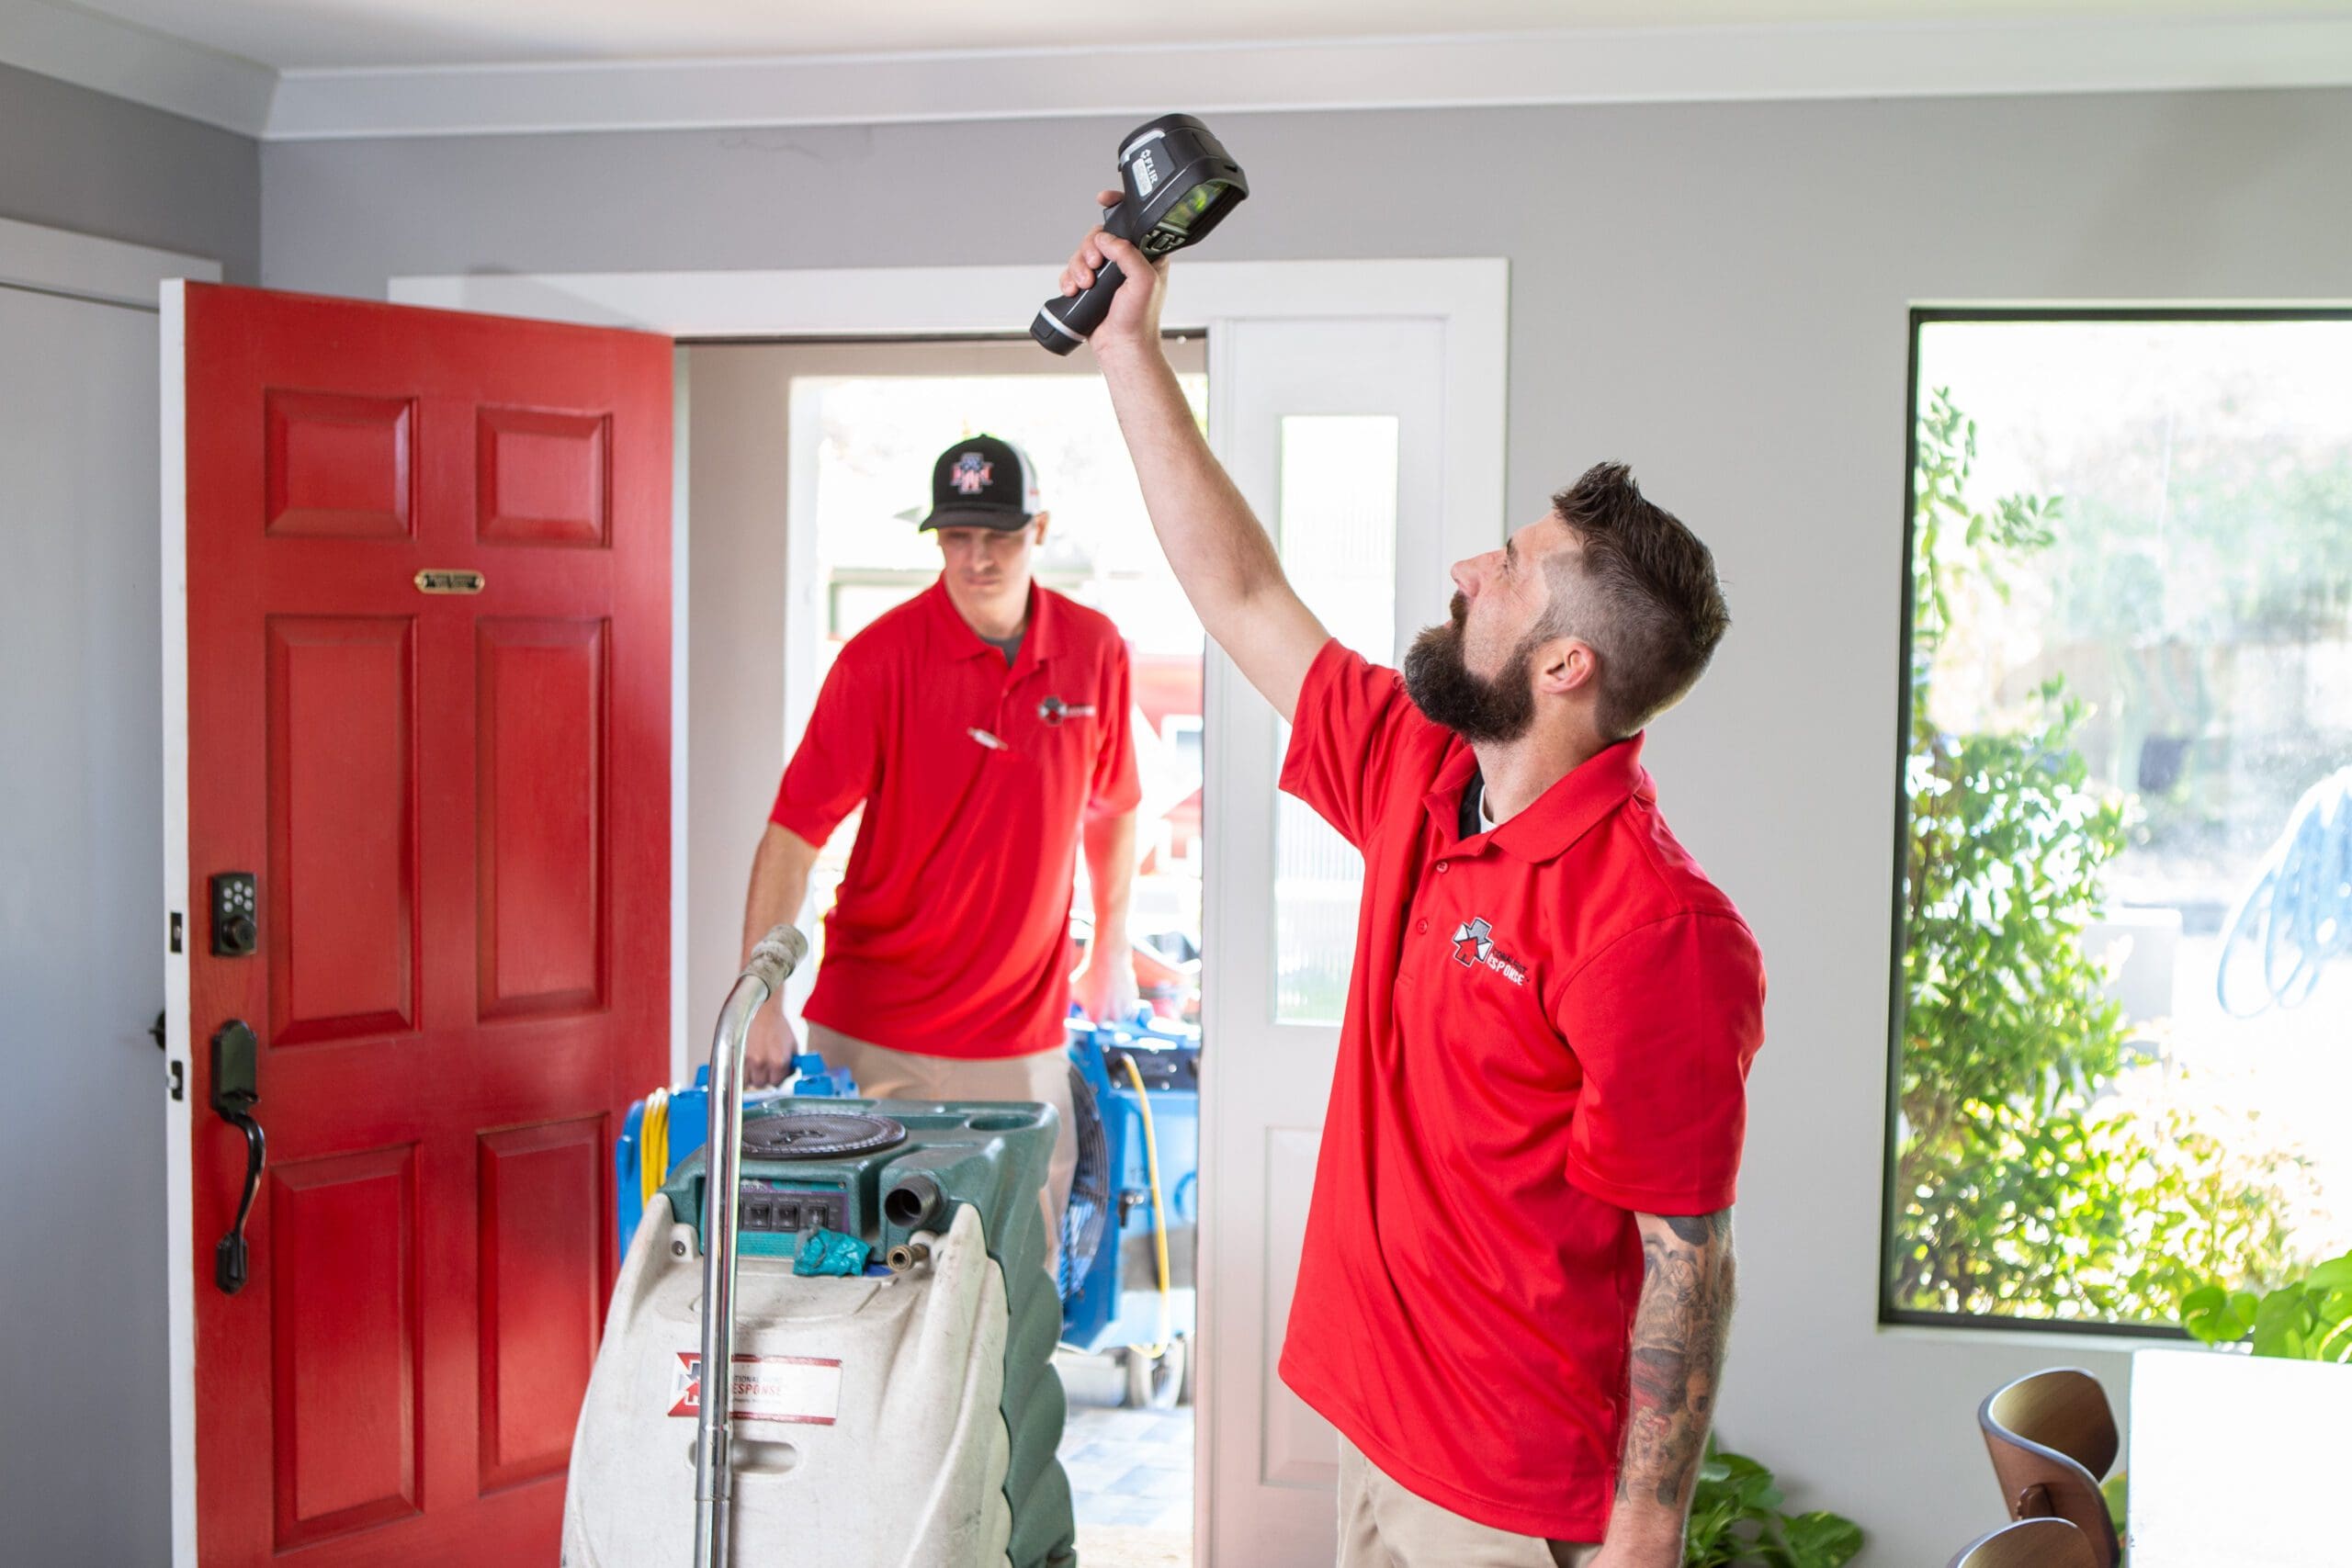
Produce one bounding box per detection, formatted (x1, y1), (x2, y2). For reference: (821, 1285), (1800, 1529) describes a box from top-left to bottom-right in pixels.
(1600, 1209), (1737, 1567)
(1060, 209), (1329, 721)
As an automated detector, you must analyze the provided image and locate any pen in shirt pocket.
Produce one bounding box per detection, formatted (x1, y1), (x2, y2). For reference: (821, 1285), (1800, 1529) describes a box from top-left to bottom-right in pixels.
(968, 728), (1009, 751)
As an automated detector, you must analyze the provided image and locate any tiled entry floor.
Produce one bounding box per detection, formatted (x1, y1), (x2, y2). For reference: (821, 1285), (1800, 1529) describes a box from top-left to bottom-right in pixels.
(1056, 1348), (1193, 1566)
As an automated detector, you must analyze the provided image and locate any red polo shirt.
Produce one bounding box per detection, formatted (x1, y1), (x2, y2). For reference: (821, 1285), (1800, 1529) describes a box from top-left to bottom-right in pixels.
(769, 579), (1140, 1060)
(1277, 639), (1765, 1540)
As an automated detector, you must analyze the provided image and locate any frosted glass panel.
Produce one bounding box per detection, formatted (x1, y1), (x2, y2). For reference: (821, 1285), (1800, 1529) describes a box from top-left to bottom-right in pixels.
(1278, 417), (1399, 655)
(1275, 416), (1398, 1023)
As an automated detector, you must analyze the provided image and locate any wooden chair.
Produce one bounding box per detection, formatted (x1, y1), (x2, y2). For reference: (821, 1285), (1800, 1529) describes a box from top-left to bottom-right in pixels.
(1977, 1368), (2122, 1568)
(1946, 1517), (2101, 1568)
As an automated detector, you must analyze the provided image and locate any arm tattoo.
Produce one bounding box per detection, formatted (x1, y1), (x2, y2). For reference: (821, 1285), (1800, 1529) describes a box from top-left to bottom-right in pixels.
(1617, 1208), (1736, 1515)
(1663, 1213), (1717, 1247)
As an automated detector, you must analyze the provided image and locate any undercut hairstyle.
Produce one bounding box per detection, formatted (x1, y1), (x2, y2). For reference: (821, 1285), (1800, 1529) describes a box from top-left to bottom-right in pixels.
(1544, 463), (1731, 740)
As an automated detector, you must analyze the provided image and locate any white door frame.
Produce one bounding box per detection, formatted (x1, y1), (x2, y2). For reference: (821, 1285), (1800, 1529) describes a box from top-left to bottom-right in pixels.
(390, 256), (1508, 1562)
(0, 216), (225, 1568)
(0, 214), (217, 310)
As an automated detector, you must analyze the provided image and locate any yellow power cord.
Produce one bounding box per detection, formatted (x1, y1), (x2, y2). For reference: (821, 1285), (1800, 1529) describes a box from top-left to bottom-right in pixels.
(1116, 1054), (1174, 1361)
(640, 1088), (670, 1208)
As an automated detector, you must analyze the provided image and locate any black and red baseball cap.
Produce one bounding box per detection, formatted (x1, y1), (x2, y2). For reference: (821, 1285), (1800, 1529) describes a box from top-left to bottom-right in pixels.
(917, 434), (1042, 532)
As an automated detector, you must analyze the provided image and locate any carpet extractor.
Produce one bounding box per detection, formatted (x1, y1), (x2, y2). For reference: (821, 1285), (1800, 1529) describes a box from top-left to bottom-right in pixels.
(562, 925), (1077, 1568)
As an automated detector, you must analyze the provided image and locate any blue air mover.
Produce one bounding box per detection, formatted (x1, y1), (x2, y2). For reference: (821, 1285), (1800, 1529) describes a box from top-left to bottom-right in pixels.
(1059, 1014), (1199, 1406)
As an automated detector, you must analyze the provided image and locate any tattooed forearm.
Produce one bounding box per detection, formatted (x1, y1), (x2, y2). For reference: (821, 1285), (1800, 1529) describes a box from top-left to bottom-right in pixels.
(1616, 1209), (1736, 1520)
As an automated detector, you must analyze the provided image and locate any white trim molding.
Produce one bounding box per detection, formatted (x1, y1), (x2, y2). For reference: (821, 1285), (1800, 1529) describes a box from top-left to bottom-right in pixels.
(0, 213), (220, 309)
(0, 0), (275, 138)
(158, 277), (198, 1568)
(266, 16), (2352, 140)
(390, 256), (1508, 343)
(11, 6), (2352, 142)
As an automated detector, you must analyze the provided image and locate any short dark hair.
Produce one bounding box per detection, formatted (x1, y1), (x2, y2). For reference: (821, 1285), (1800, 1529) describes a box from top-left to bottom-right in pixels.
(1544, 462), (1730, 739)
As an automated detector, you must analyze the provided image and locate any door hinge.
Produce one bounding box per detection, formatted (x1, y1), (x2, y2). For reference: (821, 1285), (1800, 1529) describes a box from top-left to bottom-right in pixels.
(167, 1059), (185, 1102)
(168, 911), (184, 954)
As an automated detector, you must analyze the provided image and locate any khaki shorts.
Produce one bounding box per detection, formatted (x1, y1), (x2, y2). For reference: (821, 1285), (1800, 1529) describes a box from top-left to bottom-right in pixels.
(804, 1024), (1078, 1275)
(1339, 1438), (1600, 1568)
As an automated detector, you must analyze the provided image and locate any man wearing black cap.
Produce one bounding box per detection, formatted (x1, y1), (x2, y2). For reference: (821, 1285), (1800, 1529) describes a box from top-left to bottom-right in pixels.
(738, 434), (1142, 1257)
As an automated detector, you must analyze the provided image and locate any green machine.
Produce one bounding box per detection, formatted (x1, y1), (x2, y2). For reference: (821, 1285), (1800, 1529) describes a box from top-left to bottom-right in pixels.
(563, 926), (1079, 1568)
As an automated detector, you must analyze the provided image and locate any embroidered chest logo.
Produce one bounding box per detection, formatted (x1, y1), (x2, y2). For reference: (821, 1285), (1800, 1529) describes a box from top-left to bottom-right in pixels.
(951, 453), (993, 494)
(1449, 916), (1527, 986)
(1037, 696), (1097, 726)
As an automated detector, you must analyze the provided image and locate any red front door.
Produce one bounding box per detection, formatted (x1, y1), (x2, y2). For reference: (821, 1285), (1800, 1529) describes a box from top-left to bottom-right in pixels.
(172, 283), (671, 1564)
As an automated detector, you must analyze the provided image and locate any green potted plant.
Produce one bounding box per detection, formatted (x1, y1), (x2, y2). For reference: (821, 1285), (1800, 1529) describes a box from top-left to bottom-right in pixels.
(2179, 1250), (2352, 1360)
(1681, 1440), (1862, 1568)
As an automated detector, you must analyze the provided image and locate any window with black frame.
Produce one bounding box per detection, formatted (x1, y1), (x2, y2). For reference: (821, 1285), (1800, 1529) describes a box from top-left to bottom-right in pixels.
(1884, 310), (2352, 1332)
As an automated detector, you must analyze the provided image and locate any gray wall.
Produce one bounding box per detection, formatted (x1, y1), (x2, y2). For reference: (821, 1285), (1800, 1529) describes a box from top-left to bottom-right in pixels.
(0, 61), (254, 1564)
(0, 282), (171, 1564)
(0, 61), (260, 282)
(259, 90), (2352, 1564)
(680, 344), (794, 1050)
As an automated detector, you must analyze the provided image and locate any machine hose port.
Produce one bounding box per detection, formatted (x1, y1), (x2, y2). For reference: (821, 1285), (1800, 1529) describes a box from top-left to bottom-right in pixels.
(882, 1173), (945, 1233)
(886, 1240), (933, 1274)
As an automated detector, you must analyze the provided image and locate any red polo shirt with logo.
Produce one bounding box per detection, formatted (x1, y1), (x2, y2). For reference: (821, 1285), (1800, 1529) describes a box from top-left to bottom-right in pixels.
(769, 579), (1140, 1060)
(1277, 639), (1765, 1541)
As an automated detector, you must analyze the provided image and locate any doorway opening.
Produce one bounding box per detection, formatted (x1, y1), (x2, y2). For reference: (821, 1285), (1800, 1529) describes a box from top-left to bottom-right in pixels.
(684, 333), (1209, 1566)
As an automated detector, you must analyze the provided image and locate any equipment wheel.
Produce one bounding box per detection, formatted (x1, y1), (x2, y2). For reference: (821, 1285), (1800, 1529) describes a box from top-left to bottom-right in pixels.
(1121, 1337), (1186, 1410)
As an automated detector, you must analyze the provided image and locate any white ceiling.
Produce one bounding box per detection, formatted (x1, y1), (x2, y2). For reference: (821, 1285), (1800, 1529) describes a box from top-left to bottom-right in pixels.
(52, 0), (2352, 71)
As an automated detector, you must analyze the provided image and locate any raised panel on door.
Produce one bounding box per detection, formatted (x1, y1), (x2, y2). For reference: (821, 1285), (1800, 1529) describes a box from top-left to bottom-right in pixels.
(1259, 1125), (1330, 1489)
(267, 615), (418, 1046)
(264, 390), (416, 540)
(476, 617), (608, 1021)
(477, 1118), (608, 1492)
(268, 1145), (421, 1551)
(477, 405), (611, 547)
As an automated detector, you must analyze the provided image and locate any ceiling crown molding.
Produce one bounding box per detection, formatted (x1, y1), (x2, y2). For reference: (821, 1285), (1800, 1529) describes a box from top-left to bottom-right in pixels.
(0, 0), (275, 136)
(252, 15), (2352, 140)
(10, 6), (2352, 144)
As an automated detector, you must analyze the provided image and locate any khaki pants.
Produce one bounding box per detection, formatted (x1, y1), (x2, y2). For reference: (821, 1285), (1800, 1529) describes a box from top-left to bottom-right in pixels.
(805, 1024), (1078, 1275)
(1339, 1438), (1600, 1568)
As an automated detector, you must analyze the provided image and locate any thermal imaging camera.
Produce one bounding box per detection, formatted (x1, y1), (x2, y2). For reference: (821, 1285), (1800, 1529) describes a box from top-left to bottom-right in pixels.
(1032, 113), (1249, 355)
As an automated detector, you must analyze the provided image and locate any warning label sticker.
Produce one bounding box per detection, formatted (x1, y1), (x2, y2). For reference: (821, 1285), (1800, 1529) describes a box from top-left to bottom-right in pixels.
(669, 1352), (842, 1426)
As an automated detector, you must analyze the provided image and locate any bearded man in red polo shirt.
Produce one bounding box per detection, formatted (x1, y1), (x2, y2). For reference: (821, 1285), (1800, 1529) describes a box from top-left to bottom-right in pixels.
(738, 434), (1143, 1258)
(1060, 226), (1763, 1565)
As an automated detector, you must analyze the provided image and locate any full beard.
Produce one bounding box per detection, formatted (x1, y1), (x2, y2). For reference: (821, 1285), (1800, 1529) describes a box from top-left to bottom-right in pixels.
(1401, 593), (1540, 745)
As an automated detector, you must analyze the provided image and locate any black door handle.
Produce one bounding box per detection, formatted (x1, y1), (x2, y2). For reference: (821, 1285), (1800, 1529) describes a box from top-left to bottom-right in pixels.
(210, 1021), (265, 1295)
